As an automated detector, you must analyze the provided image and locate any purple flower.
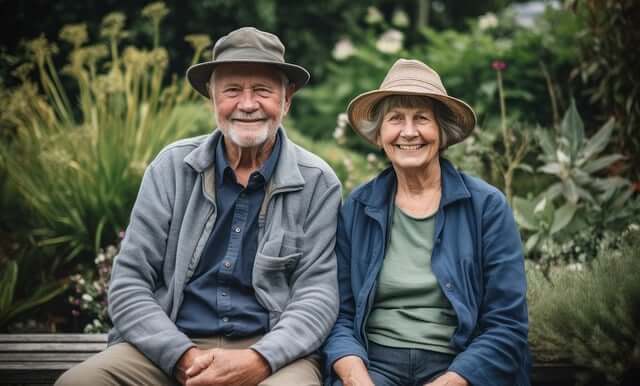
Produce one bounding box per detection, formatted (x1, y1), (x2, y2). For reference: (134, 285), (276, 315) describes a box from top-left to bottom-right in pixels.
(492, 60), (507, 71)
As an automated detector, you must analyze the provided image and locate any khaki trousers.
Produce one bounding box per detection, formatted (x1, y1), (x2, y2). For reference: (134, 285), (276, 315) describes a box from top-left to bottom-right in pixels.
(55, 336), (322, 386)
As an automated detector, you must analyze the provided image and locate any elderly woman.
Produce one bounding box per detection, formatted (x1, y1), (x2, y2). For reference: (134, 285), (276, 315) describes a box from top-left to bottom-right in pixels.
(323, 59), (529, 386)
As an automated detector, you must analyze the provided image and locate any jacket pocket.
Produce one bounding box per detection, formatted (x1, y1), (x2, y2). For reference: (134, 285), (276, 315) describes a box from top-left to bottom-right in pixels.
(253, 230), (303, 313)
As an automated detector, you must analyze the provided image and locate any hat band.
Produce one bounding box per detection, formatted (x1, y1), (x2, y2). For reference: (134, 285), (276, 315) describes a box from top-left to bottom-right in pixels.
(380, 82), (444, 95)
(382, 78), (446, 94)
(216, 47), (284, 63)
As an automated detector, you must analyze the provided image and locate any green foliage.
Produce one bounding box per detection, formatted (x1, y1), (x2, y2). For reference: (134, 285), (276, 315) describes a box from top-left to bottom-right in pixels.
(513, 102), (634, 266)
(286, 118), (384, 194)
(574, 0), (640, 178)
(527, 226), (640, 384)
(0, 259), (67, 329)
(294, 4), (581, 149)
(0, 7), (211, 268)
(536, 100), (629, 205)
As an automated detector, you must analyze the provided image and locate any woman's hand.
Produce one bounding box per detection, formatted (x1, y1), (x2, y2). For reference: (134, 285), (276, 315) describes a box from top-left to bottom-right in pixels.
(333, 355), (375, 386)
(424, 371), (469, 386)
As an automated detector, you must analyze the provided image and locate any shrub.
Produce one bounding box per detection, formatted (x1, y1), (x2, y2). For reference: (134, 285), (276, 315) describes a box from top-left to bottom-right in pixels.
(527, 225), (640, 384)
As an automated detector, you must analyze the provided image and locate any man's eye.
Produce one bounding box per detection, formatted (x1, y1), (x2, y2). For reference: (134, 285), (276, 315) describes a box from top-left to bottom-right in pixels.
(224, 88), (240, 95)
(255, 88), (271, 96)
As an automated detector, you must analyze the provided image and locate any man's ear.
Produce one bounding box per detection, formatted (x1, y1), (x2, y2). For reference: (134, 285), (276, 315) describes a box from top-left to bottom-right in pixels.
(282, 83), (296, 114)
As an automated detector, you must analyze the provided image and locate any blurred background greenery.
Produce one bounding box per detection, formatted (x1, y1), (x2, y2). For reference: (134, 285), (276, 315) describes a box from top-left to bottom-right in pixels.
(0, 1), (639, 383)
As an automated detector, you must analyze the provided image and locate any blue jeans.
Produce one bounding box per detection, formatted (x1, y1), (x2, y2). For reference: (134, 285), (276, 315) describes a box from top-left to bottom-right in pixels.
(333, 342), (455, 386)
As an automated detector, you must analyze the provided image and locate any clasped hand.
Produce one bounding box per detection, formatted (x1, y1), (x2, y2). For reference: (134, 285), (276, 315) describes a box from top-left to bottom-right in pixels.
(176, 347), (270, 386)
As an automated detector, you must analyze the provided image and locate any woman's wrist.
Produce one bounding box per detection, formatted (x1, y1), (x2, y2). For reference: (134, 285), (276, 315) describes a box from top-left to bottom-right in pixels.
(333, 355), (367, 380)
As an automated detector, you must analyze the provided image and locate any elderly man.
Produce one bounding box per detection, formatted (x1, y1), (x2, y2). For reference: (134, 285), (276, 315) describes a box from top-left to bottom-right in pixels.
(56, 27), (341, 386)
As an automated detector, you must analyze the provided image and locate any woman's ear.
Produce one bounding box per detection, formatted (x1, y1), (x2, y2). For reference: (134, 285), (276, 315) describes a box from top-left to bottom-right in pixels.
(375, 132), (382, 148)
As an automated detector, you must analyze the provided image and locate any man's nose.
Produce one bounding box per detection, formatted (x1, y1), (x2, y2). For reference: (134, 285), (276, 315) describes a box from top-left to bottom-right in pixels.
(238, 90), (259, 112)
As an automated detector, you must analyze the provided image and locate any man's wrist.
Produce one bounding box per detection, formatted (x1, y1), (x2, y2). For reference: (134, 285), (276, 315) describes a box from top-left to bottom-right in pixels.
(249, 349), (272, 377)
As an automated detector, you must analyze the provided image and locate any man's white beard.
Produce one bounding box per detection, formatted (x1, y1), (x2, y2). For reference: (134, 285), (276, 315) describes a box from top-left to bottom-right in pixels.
(224, 122), (271, 148)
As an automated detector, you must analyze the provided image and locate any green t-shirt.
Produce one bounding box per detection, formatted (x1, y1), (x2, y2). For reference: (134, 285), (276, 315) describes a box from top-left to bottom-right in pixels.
(366, 205), (458, 354)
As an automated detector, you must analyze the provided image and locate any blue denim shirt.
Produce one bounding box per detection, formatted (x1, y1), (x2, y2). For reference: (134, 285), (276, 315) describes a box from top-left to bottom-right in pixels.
(176, 132), (281, 337)
(323, 159), (530, 386)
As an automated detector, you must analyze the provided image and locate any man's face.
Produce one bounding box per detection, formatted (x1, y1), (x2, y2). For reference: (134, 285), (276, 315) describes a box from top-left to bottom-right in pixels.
(210, 63), (293, 148)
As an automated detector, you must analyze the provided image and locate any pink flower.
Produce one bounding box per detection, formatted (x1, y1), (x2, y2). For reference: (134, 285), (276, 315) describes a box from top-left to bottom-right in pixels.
(492, 60), (507, 71)
(72, 309), (80, 317)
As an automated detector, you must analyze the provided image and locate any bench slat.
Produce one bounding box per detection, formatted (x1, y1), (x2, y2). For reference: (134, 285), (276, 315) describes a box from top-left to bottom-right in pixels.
(0, 334), (107, 343)
(0, 353), (94, 362)
(0, 362), (76, 370)
(0, 342), (106, 352)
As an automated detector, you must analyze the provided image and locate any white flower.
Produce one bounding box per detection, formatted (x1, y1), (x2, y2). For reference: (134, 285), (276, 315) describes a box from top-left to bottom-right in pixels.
(376, 29), (404, 54)
(365, 6), (384, 24)
(332, 38), (355, 61)
(478, 13), (498, 30)
(392, 9), (409, 28)
(82, 294), (94, 302)
(337, 112), (349, 128)
(367, 153), (378, 164)
(95, 253), (106, 264)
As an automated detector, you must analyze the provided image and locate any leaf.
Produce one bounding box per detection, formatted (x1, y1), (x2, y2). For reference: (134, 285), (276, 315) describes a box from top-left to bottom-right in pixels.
(0, 261), (18, 313)
(560, 99), (584, 160)
(535, 129), (556, 159)
(543, 182), (564, 201)
(525, 233), (541, 253)
(0, 279), (68, 328)
(513, 196), (539, 231)
(582, 117), (615, 160)
(539, 162), (564, 176)
(563, 178), (579, 204)
(550, 203), (577, 234)
(516, 163), (534, 173)
(583, 154), (624, 173)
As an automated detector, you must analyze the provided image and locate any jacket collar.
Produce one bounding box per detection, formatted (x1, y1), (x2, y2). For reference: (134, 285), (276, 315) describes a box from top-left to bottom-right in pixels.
(183, 127), (305, 191)
(352, 158), (471, 211)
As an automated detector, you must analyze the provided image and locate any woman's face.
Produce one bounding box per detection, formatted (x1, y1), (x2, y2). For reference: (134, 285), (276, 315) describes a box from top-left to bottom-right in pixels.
(377, 104), (440, 171)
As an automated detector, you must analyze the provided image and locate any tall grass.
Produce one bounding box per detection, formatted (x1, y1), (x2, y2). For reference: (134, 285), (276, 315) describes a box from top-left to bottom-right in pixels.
(0, 3), (212, 269)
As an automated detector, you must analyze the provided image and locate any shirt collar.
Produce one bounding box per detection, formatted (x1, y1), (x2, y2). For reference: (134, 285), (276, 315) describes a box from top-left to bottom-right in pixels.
(214, 130), (282, 186)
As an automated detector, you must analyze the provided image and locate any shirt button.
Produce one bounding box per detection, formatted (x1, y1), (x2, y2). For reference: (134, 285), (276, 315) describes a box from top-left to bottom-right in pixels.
(223, 261), (231, 268)
(222, 317), (229, 323)
(221, 291), (228, 296)
(445, 282), (453, 289)
(234, 227), (241, 233)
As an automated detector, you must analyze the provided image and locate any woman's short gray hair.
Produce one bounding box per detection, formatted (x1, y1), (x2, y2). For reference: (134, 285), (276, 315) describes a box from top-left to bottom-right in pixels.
(359, 95), (466, 150)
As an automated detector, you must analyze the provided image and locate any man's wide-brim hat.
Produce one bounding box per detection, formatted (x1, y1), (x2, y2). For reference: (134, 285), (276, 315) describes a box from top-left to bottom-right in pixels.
(347, 58), (477, 147)
(186, 27), (310, 98)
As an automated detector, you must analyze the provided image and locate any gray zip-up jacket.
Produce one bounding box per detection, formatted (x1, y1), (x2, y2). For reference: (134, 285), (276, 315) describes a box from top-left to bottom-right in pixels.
(107, 128), (342, 376)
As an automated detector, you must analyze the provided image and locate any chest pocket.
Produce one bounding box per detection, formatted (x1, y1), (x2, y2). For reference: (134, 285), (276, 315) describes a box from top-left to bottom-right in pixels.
(253, 229), (303, 313)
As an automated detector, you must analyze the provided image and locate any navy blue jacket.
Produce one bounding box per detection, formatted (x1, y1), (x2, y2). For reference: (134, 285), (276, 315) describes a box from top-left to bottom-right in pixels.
(323, 159), (530, 386)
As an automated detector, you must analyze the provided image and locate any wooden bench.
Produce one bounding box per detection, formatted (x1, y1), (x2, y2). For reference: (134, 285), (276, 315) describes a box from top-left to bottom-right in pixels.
(0, 334), (107, 385)
(0, 333), (596, 385)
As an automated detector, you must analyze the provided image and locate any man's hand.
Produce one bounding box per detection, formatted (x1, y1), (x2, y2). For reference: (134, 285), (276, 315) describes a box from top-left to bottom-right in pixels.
(185, 348), (271, 386)
(176, 347), (212, 385)
(424, 371), (469, 386)
(333, 355), (375, 386)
